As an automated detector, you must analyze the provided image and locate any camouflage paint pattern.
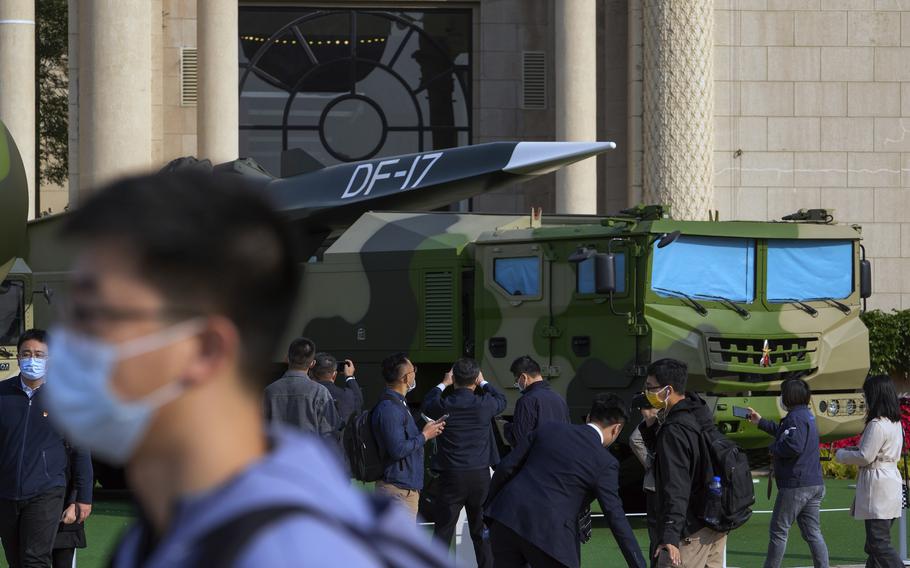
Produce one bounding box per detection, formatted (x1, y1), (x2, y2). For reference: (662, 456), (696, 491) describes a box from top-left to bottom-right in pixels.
(298, 209), (869, 448)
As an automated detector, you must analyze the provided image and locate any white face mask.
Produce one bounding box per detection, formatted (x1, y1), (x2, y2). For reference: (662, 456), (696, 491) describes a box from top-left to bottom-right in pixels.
(407, 375), (417, 393)
(44, 320), (204, 465)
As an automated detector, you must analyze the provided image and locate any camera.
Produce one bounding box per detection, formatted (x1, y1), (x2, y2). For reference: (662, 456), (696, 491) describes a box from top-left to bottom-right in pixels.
(630, 392), (653, 410)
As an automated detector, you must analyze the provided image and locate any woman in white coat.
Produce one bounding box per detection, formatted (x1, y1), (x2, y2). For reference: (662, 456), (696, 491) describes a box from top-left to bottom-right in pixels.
(835, 374), (904, 567)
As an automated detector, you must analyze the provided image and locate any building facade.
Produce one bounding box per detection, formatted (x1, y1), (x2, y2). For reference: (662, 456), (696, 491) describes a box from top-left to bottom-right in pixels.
(0, 0), (907, 310)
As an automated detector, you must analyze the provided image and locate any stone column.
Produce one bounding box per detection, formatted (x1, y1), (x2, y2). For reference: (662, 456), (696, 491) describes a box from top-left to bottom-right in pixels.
(555, 0), (597, 214)
(197, 0), (238, 164)
(0, 0), (35, 218)
(641, 0), (714, 221)
(78, 0), (152, 196)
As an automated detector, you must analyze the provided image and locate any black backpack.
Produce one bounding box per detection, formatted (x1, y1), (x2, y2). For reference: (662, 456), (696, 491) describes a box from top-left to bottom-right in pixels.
(344, 393), (402, 482)
(678, 419), (755, 532)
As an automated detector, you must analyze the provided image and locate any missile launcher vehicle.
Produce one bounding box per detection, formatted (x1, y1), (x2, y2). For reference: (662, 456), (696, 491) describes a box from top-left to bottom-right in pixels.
(0, 120), (871, 470)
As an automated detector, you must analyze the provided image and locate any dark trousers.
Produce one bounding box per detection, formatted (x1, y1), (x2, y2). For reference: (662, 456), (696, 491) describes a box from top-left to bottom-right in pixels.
(432, 468), (493, 568)
(51, 548), (74, 568)
(0, 488), (66, 568)
(489, 521), (567, 568)
(864, 519), (903, 568)
(645, 489), (659, 568)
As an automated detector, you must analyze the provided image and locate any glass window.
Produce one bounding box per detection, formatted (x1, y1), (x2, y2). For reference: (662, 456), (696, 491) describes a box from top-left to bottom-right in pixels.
(651, 236), (756, 303)
(767, 240), (853, 302)
(0, 280), (24, 346)
(577, 254), (626, 294)
(239, 8), (472, 175)
(494, 257), (540, 297)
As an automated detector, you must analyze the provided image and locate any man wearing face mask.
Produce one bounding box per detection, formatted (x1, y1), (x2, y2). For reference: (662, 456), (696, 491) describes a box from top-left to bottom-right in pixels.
(43, 173), (448, 567)
(0, 329), (93, 568)
(503, 355), (570, 448)
(372, 352), (446, 520)
(639, 358), (726, 568)
(484, 393), (646, 568)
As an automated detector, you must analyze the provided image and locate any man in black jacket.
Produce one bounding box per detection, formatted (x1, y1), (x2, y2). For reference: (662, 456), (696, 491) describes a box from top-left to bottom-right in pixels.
(422, 358), (507, 568)
(311, 352), (364, 425)
(485, 393), (645, 568)
(503, 355), (570, 447)
(0, 329), (93, 568)
(639, 359), (726, 568)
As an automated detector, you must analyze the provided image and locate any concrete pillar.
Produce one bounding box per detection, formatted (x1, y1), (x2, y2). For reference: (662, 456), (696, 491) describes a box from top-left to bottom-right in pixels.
(198, 0), (238, 164)
(627, 0), (644, 208)
(0, 0), (36, 219)
(78, 0), (152, 196)
(641, 0), (714, 221)
(555, 0), (597, 215)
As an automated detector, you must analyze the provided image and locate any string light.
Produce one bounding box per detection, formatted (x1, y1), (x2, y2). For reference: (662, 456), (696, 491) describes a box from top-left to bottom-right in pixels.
(239, 34), (386, 45)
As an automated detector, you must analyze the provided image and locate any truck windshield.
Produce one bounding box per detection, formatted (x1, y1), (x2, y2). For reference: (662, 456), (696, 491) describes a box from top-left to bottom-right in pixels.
(0, 280), (24, 346)
(766, 239), (853, 302)
(651, 236), (756, 303)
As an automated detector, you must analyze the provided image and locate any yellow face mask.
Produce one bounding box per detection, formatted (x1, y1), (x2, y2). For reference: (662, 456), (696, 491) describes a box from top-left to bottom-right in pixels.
(645, 386), (670, 409)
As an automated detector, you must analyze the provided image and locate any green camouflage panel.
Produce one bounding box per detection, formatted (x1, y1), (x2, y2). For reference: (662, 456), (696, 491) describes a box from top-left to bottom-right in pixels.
(0, 120), (28, 283)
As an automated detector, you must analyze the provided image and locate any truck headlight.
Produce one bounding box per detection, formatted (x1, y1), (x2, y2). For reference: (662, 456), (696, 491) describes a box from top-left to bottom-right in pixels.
(827, 400), (839, 416)
(846, 399), (857, 415)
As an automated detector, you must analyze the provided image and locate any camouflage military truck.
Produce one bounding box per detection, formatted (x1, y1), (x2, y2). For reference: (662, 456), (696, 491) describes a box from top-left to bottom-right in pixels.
(0, 116), (870, 466)
(293, 205), (872, 452)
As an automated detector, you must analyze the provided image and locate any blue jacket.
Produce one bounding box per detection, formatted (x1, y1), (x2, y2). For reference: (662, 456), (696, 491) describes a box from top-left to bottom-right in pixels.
(0, 377), (93, 502)
(422, 382), (507, 471)
(485, 423), (646, 568)
(758, 405), (823, 489)
(110, 427), (447, 567)
(503, 380), (571, 447)
(372, 389), (424, 491)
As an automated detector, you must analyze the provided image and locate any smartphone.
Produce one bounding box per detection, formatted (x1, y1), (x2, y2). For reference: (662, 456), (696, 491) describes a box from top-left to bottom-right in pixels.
(438, 414), (450, 422)
(336, 361), (348, 373)
(732, 405), (751, 419)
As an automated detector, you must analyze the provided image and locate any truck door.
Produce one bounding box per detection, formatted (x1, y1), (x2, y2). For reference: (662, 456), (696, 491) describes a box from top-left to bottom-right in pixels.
(555, 242), (641, 418)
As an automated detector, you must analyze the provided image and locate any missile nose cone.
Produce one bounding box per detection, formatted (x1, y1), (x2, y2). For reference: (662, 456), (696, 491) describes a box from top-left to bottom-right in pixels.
(502, 141), (617, 175)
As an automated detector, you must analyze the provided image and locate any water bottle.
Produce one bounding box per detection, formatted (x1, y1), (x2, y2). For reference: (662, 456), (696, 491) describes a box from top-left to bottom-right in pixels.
(704, 476), (722, 526)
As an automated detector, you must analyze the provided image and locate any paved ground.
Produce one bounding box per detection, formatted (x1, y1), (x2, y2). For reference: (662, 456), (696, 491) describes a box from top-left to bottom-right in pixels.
(0, 478), (901, 567)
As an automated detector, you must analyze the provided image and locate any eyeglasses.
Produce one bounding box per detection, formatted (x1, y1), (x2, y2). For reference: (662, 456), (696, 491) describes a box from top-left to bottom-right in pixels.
(398, 365), (417, 380)
(18, 350), (47, 359)
(58, 301), (203, 327)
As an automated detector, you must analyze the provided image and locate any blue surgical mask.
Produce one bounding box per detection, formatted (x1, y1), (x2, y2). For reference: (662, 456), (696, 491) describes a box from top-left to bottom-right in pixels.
(19, 357), (47, 380)
(44, 320), (204, 466)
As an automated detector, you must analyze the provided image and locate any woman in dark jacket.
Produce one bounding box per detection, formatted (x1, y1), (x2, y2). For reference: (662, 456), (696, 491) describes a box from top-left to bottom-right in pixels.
(53, 443), (89, 568)
(748, 378), (829, 568)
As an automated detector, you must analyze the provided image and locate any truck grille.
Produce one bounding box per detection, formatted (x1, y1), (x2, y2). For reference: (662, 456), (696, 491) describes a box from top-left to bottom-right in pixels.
(707, 336), (818, 367)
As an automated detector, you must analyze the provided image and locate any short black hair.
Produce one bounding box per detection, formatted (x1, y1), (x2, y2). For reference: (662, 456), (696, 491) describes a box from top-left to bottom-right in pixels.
(61, 171), (298, 389)
(647, 358), (688, 393)
(381, 352), (410, 383)
(452, 358), (480, 387)
(588, 393), (629, 426)
(510, 355), (541, 378)
(17, 329), (47, 352)
(781, 378), (811, 410)
(863, 374), (902, 425)
(288, 338), (316, 369)
(312, 352), (337, 381)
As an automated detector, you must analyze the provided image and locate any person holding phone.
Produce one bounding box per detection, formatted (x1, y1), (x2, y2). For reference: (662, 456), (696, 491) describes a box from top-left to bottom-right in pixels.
(835, 374), (904, 567)
(748, 378), (828, 568)
(422, 358), (507, 568)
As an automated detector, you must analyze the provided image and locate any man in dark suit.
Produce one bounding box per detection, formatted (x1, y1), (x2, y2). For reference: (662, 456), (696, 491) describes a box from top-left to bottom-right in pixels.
(504, 355), (571, 447)
(422, 358), (507, 568)
(485, 393), (646, 568)
(311, 353), (364, 425)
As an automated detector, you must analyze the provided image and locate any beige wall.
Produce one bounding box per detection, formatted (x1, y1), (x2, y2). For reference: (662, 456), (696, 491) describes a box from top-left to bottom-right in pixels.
(715, 0), (910, 311)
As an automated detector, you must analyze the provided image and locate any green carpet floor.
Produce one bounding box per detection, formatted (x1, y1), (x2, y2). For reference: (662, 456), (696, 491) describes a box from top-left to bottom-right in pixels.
(0, 478), (897, 567)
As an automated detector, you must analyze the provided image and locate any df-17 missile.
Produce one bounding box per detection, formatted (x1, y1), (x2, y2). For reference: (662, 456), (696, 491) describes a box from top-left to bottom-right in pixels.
(262, 141), (616, 256)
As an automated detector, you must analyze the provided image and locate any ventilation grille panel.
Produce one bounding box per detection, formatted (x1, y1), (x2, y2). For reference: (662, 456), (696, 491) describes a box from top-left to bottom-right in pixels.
(423, 271), (454, 349)
(521, 51), (546, 110)
(180, 47), (198, 106)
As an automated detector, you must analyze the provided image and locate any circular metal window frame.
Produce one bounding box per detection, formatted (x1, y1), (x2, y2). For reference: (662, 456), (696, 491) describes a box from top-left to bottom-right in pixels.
(239, 9), (472, 163)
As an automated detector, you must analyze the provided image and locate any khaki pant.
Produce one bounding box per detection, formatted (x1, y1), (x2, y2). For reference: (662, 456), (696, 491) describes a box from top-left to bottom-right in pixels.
(375, 480), (420, 521)
(658, 527), (727, 568)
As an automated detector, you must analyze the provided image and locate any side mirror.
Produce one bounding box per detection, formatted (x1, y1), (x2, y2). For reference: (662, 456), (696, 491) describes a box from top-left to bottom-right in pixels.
(594, 253), (616, 294)
(860, 259), (872, 299)
(656, 230), (681, 249)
